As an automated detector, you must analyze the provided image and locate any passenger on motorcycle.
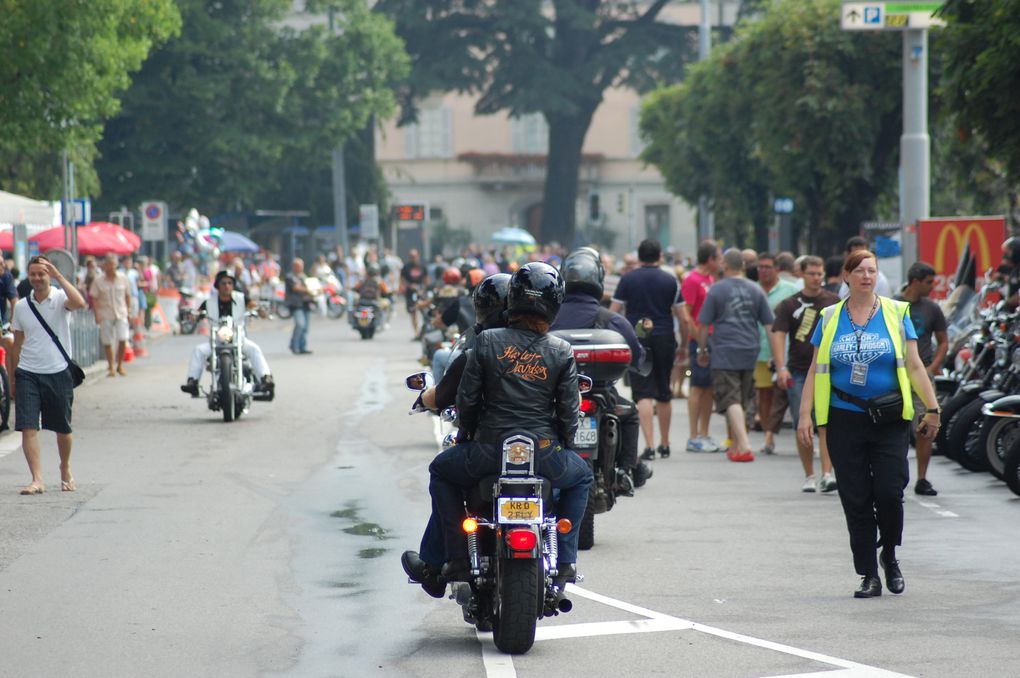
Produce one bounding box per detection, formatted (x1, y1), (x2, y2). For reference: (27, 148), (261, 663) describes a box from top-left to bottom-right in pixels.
(403, 263), (593, 595)
(180, 270), (274, 399)
(352, 263), (392, 311)
(551, 248), (652, 492)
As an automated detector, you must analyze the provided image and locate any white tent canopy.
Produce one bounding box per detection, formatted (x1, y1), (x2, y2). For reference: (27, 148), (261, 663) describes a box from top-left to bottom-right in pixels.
(0, 189), (61, 229)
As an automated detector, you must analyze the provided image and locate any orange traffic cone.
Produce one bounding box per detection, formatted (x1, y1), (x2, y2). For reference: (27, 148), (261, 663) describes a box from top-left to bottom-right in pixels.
(132, 318), (148, 358)
(123, 341), (135, 363)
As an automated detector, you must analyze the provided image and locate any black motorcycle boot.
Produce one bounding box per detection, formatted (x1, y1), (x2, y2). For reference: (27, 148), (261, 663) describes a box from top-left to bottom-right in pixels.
(180, 378), (199, 397)
(633, 461), (653, 487)
(553, 563), (577, 590)
(401, 551), (446, 599)
(254, 375), (275, 402)
(854, 575), (883, 598)
(614, 469), (635, 497)
(441, 558), (472, 582)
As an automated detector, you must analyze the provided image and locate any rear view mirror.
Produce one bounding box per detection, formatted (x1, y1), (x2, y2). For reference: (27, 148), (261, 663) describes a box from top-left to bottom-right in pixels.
(405, 372), (434, 391)
(577, 375), (593, 394)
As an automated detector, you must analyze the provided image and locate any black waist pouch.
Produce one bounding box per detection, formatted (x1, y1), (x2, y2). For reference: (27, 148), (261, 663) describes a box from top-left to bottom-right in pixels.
(833, 387), (903, 425)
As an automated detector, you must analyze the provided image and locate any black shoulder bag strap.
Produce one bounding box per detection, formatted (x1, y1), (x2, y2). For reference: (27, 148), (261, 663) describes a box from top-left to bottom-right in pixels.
(27, 296), (74, 369)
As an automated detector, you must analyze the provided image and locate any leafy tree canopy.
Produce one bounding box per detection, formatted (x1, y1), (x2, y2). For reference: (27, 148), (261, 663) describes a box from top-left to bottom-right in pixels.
(0, 0), (181, 198)
(95, 0), (408, 224)
(375, 0), (698, 245)
(642, 0), (902, 253)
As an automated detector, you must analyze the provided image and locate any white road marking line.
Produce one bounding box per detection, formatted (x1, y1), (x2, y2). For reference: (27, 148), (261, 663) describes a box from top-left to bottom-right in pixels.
(477, 631), (517, 678)
(535, 617), (693, 641)
(907, 495), (959, 518)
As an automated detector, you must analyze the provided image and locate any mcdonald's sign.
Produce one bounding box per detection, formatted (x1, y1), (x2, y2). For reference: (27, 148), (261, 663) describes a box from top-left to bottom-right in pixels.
(918, 217), (1006, 299)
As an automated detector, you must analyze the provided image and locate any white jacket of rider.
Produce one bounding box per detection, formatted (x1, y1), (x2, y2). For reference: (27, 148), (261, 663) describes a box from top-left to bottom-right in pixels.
(206, 290), (249, 327)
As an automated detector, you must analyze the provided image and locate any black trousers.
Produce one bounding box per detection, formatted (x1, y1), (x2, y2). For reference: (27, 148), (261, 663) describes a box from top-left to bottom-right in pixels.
(825, 407), (910, 577)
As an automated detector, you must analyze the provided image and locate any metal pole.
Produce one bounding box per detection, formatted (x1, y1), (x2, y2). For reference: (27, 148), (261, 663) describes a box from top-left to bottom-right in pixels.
(900, 29), (929, 277)
(69, 160), (79, 262)
(697, 0), (714, 241)
(62, 151), (70, 249)
(332, 147), (349, 253)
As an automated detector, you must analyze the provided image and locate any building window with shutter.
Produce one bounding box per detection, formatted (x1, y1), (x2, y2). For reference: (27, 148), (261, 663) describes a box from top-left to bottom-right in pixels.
(511, 113), (549, 155)
(403, 107), (454, 159)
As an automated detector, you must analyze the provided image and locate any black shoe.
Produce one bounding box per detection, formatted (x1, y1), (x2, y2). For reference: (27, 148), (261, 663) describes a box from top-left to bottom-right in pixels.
(881, 557), (905, 594)
(657, 445), (671, 459)
(640, 447), (656, 461)
(854, 575), (883, 598)
(633, 461), (653, 488)
(615, 469), (635, 497)
(298, 349), (313, 355)
(914, 478), (938, 496)
(552, 563), (577, 589)
(441, 558), (472, 582)
(401, 551), (446, 598)
(180, 378), (199, 397)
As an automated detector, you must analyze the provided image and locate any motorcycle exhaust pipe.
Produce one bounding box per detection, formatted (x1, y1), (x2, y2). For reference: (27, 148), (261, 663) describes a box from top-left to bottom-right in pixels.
(556, 596), (573, 613)
(545, 591), (573, 616)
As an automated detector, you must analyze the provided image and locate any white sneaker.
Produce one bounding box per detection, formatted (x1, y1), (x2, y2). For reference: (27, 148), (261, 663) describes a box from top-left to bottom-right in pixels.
(801, 475), (818, 493)
(698, 436), (722, 452)
(819, 473), (838, 493)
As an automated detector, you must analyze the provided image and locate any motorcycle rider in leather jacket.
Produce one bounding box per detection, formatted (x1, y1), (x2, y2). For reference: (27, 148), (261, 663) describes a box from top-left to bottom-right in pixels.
(402, 263), (593, 596)
(551, 248), (652, 491)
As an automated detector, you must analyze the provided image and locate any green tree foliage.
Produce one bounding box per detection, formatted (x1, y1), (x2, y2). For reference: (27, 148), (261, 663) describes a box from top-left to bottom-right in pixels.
(641, 0), (902, 253)
(95, 0), (408, 226)
(375, 0), (698, 246)
(938, 0), (1020, 223)
(0, 0), (180, 198)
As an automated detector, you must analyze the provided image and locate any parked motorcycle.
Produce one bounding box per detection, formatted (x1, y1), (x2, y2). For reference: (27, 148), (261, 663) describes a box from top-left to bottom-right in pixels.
(177, 287), (204, 335)
(404, 371), (593, 655)
(551, 327), (633, 550)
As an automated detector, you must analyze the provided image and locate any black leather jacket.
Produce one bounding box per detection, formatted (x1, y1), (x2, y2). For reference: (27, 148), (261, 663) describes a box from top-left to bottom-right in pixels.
(457, 325), (579, 444)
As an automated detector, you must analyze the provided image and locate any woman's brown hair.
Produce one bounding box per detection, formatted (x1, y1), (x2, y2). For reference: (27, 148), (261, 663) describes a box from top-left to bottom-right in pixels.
(843, 249), (877, 274)
(508, 313), (550, 334)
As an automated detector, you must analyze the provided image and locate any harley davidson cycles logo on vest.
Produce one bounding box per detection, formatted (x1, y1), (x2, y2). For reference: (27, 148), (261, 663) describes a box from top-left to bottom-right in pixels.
(497, 344), (549, 382)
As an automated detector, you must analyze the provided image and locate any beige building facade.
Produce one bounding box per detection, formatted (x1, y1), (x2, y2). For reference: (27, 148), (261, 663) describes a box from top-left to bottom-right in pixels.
(374, 2), (742, 258)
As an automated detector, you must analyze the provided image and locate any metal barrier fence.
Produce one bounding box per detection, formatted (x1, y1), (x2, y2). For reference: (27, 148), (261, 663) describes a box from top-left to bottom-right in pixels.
(70, 309), (101, 367)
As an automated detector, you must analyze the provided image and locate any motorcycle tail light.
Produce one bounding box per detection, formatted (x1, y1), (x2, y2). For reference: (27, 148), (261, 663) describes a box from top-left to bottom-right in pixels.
(506, 529), (537, 551)
(556, 519), (572, 534)
(462, 517), (478, 534)
(579, 398), (597, 415)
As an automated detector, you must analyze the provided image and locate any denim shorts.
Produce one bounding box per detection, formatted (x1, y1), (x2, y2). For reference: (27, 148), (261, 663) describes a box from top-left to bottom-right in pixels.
(688, 339), (712, 388)
(15, 368), (74, 434)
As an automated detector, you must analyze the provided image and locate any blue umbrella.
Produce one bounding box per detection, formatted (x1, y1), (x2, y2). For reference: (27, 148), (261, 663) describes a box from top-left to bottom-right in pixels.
(219, 230), (260, 253)
(491, 226), (537, 246)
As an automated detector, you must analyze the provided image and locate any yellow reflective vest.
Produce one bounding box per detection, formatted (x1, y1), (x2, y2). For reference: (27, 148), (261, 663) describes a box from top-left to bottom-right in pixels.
(813, 297), (914, 426)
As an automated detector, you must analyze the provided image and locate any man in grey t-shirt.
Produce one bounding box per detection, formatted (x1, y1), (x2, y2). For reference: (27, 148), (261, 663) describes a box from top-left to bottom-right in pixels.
(695, 249), (774, 462)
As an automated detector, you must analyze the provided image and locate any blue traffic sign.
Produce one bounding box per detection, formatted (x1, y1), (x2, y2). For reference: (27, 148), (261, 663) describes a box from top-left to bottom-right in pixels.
(864, 7), (881, 24)
(773, 198), (794, 214)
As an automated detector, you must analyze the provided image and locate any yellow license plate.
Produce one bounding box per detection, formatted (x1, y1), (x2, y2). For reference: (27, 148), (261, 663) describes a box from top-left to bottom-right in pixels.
(358, 317), (371, 326)
(498, 498), (541, 524)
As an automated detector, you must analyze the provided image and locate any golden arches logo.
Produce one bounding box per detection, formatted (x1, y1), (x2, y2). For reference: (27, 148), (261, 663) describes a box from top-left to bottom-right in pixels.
(933, 222), (993, 272)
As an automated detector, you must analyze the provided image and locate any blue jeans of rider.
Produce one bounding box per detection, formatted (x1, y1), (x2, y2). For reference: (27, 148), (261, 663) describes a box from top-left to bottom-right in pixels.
(290, 306), (309, 353)
(431, 347), (458, 384)
(428, 441), (593, 566)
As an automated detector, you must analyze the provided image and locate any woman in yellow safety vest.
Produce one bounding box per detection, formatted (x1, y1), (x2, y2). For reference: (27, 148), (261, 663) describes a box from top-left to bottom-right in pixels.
(797, 249), (940, 599)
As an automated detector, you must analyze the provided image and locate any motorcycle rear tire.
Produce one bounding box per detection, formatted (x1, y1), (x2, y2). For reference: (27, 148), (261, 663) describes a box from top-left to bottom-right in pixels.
(1003, 437), (1020, 496)
(946, 399), (988, 472)
(276, 305), (292, 320)
(0, 367), (10, 432)
(492, 558), (540, 655)
(936, 390), (978, 458)
(327, 303), (345, 320)
(578, 494), (596, 551)
(981, 416), (1019, 480)
(220, 354), (235, 423)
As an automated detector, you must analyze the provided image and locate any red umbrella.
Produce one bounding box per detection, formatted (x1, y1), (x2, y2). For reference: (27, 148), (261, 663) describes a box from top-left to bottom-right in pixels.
(0, 229), (12, 252)
(31, 222), (141, 256)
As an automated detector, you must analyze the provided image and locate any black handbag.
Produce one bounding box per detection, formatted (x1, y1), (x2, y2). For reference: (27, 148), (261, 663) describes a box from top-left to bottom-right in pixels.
(832, 386), (903, 425)
(26, 297), (86, 388)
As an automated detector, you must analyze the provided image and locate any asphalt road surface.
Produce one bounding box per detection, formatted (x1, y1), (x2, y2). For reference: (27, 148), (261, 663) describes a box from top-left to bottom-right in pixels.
(0, 309), (1017, 678)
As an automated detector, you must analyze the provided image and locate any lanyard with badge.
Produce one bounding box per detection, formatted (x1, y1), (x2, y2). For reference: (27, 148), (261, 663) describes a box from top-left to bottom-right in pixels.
(846, 298), (878, 386)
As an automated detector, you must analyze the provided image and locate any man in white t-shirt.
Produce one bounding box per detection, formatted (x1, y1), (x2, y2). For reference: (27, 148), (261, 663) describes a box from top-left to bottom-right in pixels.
(11, 255), (88, 495)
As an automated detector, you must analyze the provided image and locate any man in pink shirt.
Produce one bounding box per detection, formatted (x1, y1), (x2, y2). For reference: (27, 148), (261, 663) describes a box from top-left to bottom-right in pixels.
(681, 241), (722, 452)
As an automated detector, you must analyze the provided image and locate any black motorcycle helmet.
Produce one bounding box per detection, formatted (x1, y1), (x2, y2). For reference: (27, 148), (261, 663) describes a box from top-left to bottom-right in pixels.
(1004, 237), (1020, 266)
(561, 248), (605, 299)
(507, 262), (565, 323)
(472, 273), (511, 327)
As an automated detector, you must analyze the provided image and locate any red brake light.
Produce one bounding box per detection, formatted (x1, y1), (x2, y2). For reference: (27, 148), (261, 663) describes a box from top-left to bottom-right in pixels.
(573, 347), (632, 363)
(579, 398), (596, 415)
(506, 529), (538, 551)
